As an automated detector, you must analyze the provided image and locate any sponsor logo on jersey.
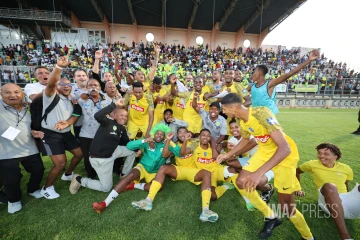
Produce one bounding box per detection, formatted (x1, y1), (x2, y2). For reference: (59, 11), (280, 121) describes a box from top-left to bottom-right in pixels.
(197, 157), (214, 164)
(266, 117), (278, 125)
(131, 104), (145, 112)
(180, 154), (193, 159)
(189, 102), (205, 108)
(254, 134), (271, 143)
(176, 103), (185, 109)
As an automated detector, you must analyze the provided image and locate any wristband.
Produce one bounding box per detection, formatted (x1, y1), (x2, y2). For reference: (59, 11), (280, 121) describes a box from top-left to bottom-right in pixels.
(55, 65), (63, 70)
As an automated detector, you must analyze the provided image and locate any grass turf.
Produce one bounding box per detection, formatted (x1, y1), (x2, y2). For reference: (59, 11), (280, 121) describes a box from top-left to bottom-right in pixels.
(0, 108), (359, 240)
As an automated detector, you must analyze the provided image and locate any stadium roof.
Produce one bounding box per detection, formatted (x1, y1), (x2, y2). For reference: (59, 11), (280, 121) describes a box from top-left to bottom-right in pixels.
(0, 0), (306, 34)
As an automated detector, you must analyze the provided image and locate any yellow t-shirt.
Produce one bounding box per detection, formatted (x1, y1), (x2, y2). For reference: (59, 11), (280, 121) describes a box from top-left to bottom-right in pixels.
(179, 91), (208, 125)
(125, 93), (154, 125)
(190, 143), (218, 173)
(152, 87), (169, 123)
(222, 82), (249, 100)
(175, 142), (196, 168)
(299, 160), (353, 193)
(172, 96), (185, 120)
(240, 107), (299, 168)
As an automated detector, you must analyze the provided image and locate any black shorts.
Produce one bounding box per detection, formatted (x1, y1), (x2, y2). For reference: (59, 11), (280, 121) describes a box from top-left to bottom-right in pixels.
(40, 128), (80, 156)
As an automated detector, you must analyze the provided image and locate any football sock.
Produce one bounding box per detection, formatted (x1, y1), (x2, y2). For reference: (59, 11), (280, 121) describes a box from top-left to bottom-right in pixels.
(76, 176), (82, 184)
(201, 189), (211, 210)
(134, 183), (145, 190)
(147, 180), (162, 201)
(104, 190), (119, 207)
(289, 209), (313, 240)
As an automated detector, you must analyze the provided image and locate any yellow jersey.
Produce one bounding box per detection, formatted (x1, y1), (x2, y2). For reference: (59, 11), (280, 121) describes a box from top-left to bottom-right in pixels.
(175, 142), (196, 168)
(179, 91), (208, 125)
(299, 160), (353, 193)
(222, 82), (249, 100)
(239, 107), (299, 168)
(125, 93), (154, 125)
(152, 87), (169, 124)
(171, 96), (185, 120)
(190, 143), (218, 173)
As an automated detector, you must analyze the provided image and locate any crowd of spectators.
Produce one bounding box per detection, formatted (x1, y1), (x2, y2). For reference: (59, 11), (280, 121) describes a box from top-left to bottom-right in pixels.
(0, 41), (359, 94)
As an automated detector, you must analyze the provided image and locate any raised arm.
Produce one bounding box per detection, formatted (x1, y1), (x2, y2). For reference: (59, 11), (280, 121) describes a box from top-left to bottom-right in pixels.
(148, 44), (160, 81)
(268, 50), (320, 88)
(162, 132), (174, 158)
(92, 50), (103, 75)
(45, 52), (70, 97)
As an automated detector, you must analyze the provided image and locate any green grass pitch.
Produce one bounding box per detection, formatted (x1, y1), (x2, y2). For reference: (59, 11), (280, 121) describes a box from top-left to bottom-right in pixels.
(0, 108), (359, 240)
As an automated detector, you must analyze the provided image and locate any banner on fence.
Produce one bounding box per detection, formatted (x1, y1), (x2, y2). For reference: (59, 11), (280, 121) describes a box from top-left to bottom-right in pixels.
(275, 84), (287, 93)
(294, 85), (319, 92)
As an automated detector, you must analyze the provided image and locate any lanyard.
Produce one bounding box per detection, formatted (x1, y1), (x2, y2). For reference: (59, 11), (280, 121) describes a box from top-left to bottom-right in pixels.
(3, 104), (27, 127)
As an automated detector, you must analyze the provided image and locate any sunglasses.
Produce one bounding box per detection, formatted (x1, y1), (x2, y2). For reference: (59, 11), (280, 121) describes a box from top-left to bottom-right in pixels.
(57, 83), (72, 87)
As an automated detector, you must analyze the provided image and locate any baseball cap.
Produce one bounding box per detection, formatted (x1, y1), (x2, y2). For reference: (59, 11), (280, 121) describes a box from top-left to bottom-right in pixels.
(209, 102), (221, 110)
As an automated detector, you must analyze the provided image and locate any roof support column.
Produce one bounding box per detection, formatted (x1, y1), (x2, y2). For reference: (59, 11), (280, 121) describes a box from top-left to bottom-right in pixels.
(256, 27), (268, 48)
(235, 26), (244, 49)
(210, 22), (220, 50)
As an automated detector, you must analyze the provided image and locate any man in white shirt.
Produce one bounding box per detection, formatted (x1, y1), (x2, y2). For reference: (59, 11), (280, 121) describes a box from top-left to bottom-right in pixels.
(24, 66), (50, 101)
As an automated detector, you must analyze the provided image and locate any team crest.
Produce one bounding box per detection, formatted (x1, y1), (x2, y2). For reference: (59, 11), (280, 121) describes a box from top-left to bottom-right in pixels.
(242, 89), (248, 94)
(215, 121), (220, 127)
(113, 126), (117, 131)
(204, 152), (207, 156)
(160, 148), (163, 152)
(266, 118), (278, 125)
(248, 127), (254, 132)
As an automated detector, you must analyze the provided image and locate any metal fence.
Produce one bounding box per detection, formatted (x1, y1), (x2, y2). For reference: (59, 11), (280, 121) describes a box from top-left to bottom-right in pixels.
(0, 65), (359, 98)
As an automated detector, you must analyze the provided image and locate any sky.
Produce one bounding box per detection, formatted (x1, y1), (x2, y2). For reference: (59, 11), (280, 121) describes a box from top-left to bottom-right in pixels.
(262, 0), (360, 71)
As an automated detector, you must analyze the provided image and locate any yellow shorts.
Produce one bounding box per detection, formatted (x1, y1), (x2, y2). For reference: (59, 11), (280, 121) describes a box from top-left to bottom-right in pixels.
(173, 165), (202, 185)
(133, 164), (156, 184)
(127, 122), (148, 139)
(243, 155), (301, 194)
(210, 166), (226, 187)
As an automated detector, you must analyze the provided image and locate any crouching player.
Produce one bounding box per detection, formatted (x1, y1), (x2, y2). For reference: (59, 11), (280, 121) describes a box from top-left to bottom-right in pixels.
(132, 127), (218, 222)
(223, 119), (275, 211)
(92, 124), (176, 213)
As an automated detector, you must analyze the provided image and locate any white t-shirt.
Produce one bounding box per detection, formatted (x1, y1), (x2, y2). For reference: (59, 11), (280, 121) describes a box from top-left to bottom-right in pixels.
(228, 135), (258, 157)
(24, 82), (46, 98)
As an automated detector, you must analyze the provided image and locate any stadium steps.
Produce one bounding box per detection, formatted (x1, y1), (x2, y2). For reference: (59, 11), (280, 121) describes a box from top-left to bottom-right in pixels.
(20, 24), (43, 40)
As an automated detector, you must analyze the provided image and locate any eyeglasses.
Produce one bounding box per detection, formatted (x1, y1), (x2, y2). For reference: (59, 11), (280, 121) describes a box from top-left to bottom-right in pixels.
(57, 83), (72, 87)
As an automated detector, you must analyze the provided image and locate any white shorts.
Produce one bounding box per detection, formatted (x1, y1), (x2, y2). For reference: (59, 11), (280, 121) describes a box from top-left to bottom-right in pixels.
(318, 183), (360, 219)
(238, 157), (274, 182)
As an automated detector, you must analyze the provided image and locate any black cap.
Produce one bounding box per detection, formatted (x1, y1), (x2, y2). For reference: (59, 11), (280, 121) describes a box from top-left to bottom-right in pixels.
(209, 102), (221, 110)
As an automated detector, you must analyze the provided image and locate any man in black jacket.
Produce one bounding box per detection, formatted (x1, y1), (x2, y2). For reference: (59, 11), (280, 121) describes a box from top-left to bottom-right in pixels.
(69, 98), (137, 194)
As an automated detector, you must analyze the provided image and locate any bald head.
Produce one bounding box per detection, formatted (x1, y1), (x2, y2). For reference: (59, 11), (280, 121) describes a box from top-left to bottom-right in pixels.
(1, 83), (24, 107)
(105, 81), (117, 98)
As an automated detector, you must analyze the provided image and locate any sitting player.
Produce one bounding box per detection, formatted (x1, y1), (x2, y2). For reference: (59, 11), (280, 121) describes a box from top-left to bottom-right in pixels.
(181, 129), (237, 201)
(131, 127), (218, 222)
(224, 119), (275, 210)
(92, 124), (176, 213)
(296, 143), (360, 240)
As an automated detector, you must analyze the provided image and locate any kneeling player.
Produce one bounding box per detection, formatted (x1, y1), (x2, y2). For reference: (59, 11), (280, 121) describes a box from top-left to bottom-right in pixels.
(132, 127), (218, 222)
(181, 129), (237, 201)
(92, 124), (176, 213)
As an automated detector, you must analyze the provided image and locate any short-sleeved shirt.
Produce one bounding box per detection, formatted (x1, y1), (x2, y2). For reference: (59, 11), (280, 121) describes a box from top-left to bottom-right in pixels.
(228, 135), (258, 157)
(124, 93), (154, 125)
(24, 82), (46, 99)
(299, 160), (353, 193)
(187, 143), (218, 173)
(0, 100), (38, 159)
(221, 82), (249, 100)
(239, 107), (299, 168)
(41, 92), (73, 133)
(77, 95), (112, 138)
(199, 109), (227, 141)
(71, 84), (88, 127)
